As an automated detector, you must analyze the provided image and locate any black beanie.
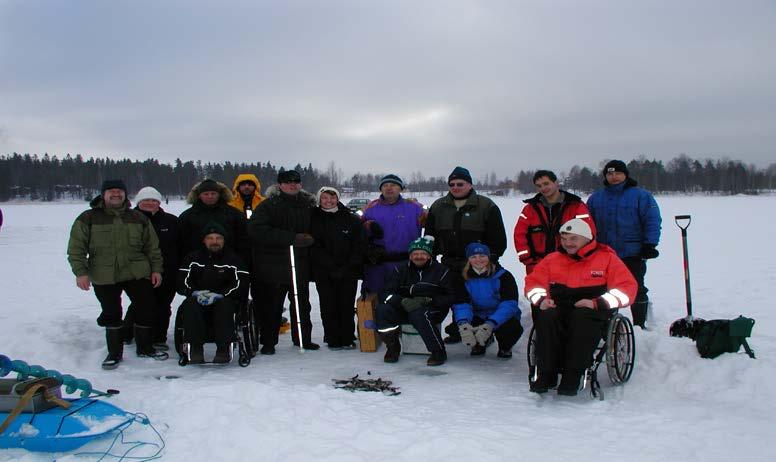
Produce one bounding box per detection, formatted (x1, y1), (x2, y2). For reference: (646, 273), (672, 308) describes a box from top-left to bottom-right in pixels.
(603, 160), (629, 177)
(197, 179), (221, 194)
(277, 169), (302, 183)
(448, 166), (472, 184)
(201, 221), (227, 239)
(101, 179), (127, 193)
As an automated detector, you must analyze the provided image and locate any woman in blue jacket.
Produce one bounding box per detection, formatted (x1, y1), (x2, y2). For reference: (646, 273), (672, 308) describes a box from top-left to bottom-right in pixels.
(453, 242), (524, 358)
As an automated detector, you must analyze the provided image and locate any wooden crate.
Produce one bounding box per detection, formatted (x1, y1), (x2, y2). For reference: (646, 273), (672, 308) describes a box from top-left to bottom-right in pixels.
(356, 293), (382, 352)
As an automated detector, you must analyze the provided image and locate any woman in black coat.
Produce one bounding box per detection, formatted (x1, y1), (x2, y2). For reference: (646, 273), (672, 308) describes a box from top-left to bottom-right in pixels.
(310, 187), (367, 349)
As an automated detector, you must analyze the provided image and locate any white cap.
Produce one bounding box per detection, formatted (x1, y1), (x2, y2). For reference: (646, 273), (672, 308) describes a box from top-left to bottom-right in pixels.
(559, 218), (593, 240)
(135, 186), (163, 203)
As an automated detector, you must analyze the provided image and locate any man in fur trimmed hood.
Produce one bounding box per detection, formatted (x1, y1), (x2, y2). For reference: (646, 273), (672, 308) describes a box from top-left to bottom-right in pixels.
(228, 173), (265, 219)
(178, 179), (250, 263)
(247, 169), (319, 353)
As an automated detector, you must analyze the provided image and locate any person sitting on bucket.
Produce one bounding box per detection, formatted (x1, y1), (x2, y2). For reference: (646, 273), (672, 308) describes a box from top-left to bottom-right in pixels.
(177, 221), (250, 364)
(453, 242), (524, 359)
(375, 236), (455, 366)
(524, 218), (637, 396)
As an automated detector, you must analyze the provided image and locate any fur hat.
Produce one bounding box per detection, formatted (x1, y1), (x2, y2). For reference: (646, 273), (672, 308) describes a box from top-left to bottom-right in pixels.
(379, 174), (404, 190)
(559, 218), (593, 240)
(465, 242), (491, 258)
(408, 235), (435, 255)
(277, 169), (302, 183)
(603, 160), (629, 177)
(101, 179), (127, 193)
(135, 186), (162, 203)
(316, 186), (340, 206)
(448, 166), (472, 184)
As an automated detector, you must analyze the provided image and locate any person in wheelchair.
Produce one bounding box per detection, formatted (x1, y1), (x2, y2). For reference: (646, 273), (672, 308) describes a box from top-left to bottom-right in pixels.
(525, 218), (636, 396)
(452, 242), (523, 359)
(177, 222), (250, 364)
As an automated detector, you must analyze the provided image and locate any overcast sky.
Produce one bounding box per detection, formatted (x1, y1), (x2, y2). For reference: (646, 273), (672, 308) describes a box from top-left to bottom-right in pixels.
(1, 0), (774, 181)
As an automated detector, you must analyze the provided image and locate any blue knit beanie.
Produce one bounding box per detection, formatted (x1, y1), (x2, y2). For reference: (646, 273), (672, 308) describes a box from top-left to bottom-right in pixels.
(379, 174), (404, 190)
(465, 242), (491, 258)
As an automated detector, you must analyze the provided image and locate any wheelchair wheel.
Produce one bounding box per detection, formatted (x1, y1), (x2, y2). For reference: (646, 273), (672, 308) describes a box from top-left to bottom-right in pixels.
(526, 327), (538, 386)
(173, 308), (185, 357)
(605, 314), (635, 384)
(242, 302), (258, 356)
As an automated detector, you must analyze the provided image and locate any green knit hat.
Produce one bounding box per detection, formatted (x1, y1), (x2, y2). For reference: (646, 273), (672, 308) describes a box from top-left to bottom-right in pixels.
(408, 236), (435, 255)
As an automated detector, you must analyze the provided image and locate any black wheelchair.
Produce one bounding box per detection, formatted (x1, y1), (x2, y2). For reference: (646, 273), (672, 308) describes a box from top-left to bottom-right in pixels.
(527, 311), (635, 400)
(174, 300), (257, 367)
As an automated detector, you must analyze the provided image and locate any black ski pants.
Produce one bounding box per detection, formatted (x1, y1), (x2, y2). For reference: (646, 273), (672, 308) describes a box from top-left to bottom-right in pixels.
(534, 304), (609, 373)
(122, 279), (177, 342)
(622, 256), (649, 327)
(471, 316), (524, 352)
(180, 297), (236, 345)
(257, 281), (313, 347)
(94, 279), (155, 329)
(315, 276), (358, 347)
(376, 302), (448, 354)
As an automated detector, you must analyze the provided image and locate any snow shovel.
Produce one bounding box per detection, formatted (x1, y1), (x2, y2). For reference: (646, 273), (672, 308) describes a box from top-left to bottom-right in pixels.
(669, 215), (704, 338)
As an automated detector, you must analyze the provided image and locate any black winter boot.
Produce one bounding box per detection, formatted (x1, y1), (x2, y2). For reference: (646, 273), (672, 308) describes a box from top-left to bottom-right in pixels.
(189, 343), (205, 364)
(135, 325), (169, 360)
(530, 369), (558, 394)
(213, 343), (231, 364)
(379, 329), (401, 363)
(557, 369), (584, 396)
(443, 322), (461, 344)
(631, 301), (648, 329)
(427, 350), (447, 366)
(102, 327), (124, 370)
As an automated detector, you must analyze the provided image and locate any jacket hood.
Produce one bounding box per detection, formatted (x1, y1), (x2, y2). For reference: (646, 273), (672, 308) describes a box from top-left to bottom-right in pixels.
(231, 174), (263, 195)
(186, 180), (233, 205)
(264, 184), (317, 206)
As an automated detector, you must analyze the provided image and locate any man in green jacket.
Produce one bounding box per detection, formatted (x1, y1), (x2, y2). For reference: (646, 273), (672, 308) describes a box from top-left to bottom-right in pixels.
(67, 179), (168, 369)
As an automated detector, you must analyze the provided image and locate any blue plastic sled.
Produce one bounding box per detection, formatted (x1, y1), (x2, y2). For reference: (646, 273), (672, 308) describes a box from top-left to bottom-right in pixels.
(0, 398), (133, 452)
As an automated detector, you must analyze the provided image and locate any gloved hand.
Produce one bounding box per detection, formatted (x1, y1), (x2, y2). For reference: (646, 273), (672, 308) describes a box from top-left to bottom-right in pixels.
(641, 244), (659, 259)
(293, 233), (315, 248)
(195, 290), (213, 305)
(474, 322), (494, 346)
(458, 322), (477, 347)
(367, 221), (384, 239)
(400, 296), (433, 313)
(196, 291), (224, 306)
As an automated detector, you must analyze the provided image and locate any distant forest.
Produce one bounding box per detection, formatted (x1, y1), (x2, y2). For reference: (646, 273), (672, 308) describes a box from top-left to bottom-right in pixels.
(1, 152), (774, 201)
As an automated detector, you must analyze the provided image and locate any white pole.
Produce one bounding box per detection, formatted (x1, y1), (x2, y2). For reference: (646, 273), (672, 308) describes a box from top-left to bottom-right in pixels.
(289, 245), (305, 353)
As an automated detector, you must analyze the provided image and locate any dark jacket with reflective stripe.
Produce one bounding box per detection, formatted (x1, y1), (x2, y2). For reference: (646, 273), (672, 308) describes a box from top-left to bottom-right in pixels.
(425, 191), (506, 271)
(380, 259), (455, 311)
(67, 197), (163, 285)
(177, 247), (249, 302)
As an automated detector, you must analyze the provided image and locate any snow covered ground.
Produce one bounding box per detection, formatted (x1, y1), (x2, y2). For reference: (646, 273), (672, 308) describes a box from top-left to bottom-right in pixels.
(0, 194), (774, 461)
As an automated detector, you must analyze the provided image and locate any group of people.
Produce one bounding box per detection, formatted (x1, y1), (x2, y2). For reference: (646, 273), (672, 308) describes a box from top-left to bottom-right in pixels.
(67, 160), (661, 395)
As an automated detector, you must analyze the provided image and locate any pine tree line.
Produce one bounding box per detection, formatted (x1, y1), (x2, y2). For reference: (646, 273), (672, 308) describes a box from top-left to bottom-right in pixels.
(1, 152), (775, 201)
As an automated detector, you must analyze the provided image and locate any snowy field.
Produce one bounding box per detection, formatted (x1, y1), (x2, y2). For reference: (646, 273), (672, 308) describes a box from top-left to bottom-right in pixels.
(0, 193), (774, 461)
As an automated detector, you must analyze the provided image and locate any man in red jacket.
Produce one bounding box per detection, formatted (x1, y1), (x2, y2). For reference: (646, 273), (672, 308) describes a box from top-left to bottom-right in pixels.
(525, 218), (636, 396)
(514, 170), (594, 275)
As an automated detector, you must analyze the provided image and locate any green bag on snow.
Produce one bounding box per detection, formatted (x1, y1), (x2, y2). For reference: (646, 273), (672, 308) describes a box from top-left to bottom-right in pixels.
(695, 316), (756, 359)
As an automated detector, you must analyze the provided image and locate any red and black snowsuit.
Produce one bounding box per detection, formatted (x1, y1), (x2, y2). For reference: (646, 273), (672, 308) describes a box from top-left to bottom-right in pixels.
(513, 191), (594, 274)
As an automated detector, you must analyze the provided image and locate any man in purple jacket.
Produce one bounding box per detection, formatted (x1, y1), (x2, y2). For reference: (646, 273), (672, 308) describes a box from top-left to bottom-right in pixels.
(362, 174), (426, 295)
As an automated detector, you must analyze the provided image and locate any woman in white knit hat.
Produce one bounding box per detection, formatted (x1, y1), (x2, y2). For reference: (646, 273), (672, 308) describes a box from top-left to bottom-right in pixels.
(122, 186), (180, 350)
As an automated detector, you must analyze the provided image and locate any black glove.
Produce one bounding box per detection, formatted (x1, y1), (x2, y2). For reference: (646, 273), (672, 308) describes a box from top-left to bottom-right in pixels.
(369, 221), (384, 239)
(641, 244), (659, 259)
(293, 233), (315, 248)
(366, 244), (386, 264)
(400, 296), (432, 313)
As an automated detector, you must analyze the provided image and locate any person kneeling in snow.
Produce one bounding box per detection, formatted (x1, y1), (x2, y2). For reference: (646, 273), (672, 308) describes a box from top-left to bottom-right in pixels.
(375, 236), (454, 366)
(525, 218), (636, 396)
(177, 222), (249, 364)
(453, 242), (523, 359)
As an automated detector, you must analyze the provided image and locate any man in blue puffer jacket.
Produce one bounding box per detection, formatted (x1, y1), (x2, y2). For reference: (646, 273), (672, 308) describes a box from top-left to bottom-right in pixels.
(453, 242), (524, 358)
(587, 160), (661, 328)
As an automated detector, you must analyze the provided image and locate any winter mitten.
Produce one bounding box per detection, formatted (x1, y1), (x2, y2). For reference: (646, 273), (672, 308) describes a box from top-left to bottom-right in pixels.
(195, 290), (213, 305)
(368, 221), (384, 239)
(474, 322), (494, 346)
(205, 292), (224, 305)
(458, 322), (477, 347)
(293, 233), (315, 248)
(641, 244), (659, 259)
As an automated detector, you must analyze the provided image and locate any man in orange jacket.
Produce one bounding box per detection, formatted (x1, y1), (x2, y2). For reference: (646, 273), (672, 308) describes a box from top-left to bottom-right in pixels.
(525, 218), (636, 396)
(229, 174), (265, 219)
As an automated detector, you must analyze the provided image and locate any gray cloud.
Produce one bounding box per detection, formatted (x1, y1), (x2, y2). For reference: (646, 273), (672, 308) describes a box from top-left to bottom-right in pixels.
(1, 0), (774, 179)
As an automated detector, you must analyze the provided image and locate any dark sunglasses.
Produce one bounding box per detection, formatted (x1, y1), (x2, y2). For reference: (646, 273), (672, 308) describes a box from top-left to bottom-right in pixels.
(448, 182), (467, 187)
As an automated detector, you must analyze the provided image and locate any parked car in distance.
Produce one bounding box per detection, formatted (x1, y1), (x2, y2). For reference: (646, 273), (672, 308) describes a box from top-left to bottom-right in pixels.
(346, 198), (370, 213)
